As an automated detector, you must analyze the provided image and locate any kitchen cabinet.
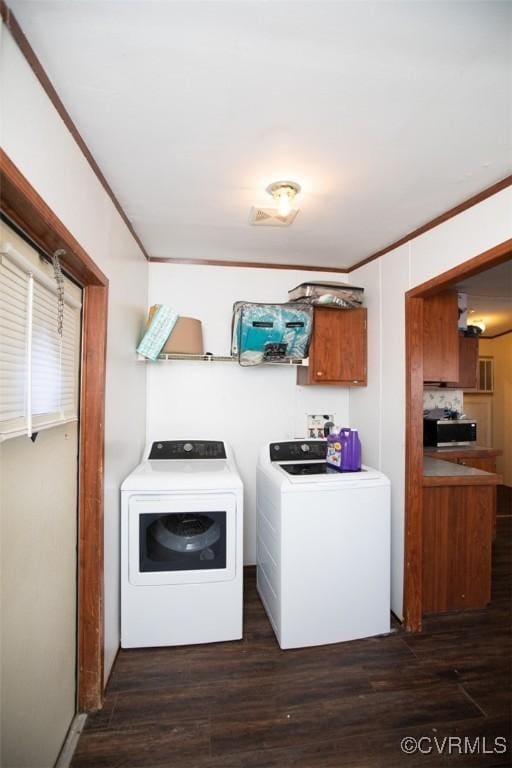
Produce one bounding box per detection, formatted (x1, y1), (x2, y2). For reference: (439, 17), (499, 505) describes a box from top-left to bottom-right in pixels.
(456, 334), (479, 389)
(456, 456), (497, 472)
(297, 307), (367, 386)
(423, 446), (501, 463)
(424, 450), (498, 474)
(422, 484), (494, 613)
(422, 456), (501, 613)
(424, 448), (502, 542)
(456, 458), (499, 540)
(423, 290), (459, 383)
(442, 333), (479, 389)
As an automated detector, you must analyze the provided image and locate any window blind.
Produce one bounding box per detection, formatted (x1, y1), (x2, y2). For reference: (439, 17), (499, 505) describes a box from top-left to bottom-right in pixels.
(0, 254), (29, 436)
(0, 243), (82, 441)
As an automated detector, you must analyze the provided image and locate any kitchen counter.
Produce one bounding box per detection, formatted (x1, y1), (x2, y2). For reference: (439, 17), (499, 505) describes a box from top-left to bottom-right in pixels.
(423, 456), (502, 487)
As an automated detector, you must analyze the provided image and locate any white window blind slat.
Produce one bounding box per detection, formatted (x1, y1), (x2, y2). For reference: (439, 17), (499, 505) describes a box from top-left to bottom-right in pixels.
(1, 327), (27, 345)
(0, 289), (27, 311)
(0, 254), (28, 427)
(0, 244), (82, 440)
(0, 347), (27, 362)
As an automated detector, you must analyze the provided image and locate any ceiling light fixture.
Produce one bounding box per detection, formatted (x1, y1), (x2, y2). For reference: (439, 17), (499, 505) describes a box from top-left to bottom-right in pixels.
(266, 180), (301, 218)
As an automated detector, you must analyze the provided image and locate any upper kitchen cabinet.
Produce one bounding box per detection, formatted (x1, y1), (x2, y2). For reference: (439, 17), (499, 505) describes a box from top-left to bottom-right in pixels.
(455, 334), (479, 389)
(423, 290), (459, 383)
(297, 307), (367, 386)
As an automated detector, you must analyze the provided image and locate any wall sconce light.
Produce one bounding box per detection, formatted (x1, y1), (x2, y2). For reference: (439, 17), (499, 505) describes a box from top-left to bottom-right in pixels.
(266, 180), (301, 218)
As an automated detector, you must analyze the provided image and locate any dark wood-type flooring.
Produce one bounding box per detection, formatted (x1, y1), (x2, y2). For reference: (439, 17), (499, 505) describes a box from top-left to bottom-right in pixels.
(72, 491), (511, 767)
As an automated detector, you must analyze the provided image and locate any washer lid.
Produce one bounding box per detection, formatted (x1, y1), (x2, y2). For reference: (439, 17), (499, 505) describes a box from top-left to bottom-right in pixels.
(121, 459), (242, 492)
(271, 462), (389, 489)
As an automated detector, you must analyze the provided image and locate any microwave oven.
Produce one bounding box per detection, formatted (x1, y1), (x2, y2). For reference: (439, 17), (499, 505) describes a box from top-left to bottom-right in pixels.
(423, 418), (477, 447)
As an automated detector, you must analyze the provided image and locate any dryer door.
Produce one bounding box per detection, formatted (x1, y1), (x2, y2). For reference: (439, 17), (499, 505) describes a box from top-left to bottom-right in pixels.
(128, 493), (237, 586)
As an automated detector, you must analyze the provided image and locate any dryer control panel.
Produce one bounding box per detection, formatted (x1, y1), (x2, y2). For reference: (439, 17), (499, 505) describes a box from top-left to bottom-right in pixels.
(269, 441), (327, 462)
(149, 441), (227, 460)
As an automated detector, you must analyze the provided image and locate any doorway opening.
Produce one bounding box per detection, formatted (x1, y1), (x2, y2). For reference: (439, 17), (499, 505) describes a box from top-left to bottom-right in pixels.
(403, 238), (512, 631)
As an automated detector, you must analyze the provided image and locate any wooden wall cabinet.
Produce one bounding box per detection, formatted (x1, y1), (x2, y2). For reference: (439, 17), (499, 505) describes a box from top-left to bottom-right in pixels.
(423, 290), (459, 383)
(442, 334), (478, 389)
(297, 307), (367, 386)
(456, 334), (479, 389)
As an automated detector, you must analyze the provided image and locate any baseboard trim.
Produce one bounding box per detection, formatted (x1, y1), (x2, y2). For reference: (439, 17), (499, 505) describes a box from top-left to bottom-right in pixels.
(54, 713), (87, 768)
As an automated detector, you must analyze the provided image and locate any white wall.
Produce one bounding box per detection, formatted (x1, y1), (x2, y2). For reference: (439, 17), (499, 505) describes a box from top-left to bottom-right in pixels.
(350, 187), (512, 619)
(1, 425), (78, 768)
(0, 23), (148, 682)
(147, 263), (350, 563)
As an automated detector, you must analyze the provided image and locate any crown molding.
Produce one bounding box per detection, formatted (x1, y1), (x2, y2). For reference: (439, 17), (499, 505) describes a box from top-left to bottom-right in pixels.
(149, 256), (349, 273)
(349, 175), (512, 272)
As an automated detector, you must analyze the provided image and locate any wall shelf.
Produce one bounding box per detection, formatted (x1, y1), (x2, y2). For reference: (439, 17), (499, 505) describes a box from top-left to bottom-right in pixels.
(138, 353), (307, 365)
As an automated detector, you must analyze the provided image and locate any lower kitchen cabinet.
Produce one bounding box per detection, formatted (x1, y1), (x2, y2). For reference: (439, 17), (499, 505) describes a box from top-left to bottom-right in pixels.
(424, 449), (501, 541)
(297, 307), (367, 386)
(423, 449), (499, 475)
(456, 456), (497, 472)
(423, 485), (493, 613)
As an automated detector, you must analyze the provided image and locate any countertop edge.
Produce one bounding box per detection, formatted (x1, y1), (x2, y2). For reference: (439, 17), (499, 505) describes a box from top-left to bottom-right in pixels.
(423, 456), (502, 487)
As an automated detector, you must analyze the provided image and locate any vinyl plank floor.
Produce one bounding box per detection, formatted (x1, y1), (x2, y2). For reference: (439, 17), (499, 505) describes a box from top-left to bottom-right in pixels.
(209, 685), (482, 756)
(72, 515), (512, 768)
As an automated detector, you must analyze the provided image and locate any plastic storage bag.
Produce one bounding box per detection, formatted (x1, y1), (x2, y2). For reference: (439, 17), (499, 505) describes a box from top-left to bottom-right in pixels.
(288, 281), (364, 308)
(231, 302), (313, 365)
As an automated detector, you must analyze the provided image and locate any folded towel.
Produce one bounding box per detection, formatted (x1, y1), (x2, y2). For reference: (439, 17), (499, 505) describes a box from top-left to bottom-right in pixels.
(137, 304), (179, 360)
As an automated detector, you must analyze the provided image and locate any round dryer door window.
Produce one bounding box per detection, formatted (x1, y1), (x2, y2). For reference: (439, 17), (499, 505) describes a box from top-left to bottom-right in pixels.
(140, 511), (227, 572)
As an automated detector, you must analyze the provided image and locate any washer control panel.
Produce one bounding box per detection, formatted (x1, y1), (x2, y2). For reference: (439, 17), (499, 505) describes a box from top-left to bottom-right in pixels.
(269, 440), (327, 462)
(149, 441), (227, 460)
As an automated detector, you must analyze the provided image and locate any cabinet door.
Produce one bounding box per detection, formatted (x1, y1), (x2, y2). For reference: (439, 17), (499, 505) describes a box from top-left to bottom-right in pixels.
(423, 486), (493, 613)
(457, 335), (478, 389)
(457, 457), (497, 472)
(298, 307), (367, 385)
(423, 291), (459, 383)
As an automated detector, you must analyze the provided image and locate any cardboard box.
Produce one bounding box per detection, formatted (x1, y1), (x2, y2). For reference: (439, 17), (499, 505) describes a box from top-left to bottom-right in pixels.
(162, 316), (204, 355)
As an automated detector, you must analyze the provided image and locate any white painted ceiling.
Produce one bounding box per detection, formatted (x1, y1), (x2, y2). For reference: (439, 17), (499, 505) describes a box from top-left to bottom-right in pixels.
(9, 0), (512, 269)
(456, 260), (512, 337)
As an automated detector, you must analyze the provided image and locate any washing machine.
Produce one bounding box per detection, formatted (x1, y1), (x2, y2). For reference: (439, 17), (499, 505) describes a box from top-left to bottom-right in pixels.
(121, 440), (243, 648)
(256, 440), (390, 649)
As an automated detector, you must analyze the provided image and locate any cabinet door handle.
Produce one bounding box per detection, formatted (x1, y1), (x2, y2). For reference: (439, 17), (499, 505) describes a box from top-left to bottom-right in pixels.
(316, 371), (324, 377)
(460, 460), (467, 466)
